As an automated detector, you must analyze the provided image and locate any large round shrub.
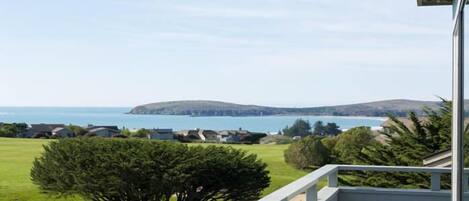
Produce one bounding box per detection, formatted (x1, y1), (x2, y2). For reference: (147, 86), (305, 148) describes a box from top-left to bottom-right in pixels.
(31, 138), (270, 201)
(333, 126), (374, 164)
(284, 136), (330, 169)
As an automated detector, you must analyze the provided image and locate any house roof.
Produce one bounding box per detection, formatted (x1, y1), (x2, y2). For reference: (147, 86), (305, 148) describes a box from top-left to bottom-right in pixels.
(178, 129), (199, 136)
(198, 129), (218, 135)
(422, 149), (452, 167)
(149, 129), (173, 134)
(220, 130), (251, 135)
(381, 117), (427, 128)
(89, 127), (118, 133)
(52, 127), (71, 133)
(423, 149), (451, 159)
(149, 129), (174, 135)
(86, 125), (119, 131)
(417, 0), (452, 6)
(30, 124), (66, 132)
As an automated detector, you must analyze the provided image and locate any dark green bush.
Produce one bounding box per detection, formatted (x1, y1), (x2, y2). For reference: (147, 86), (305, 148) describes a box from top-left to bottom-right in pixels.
(284, 136), (330, 169)
(0, 123), (28, 137)
(131, 129), (150, 138)
(31, 138), (270, 201)
(176, 146), (270, 201)
(333, 126), (374, 164)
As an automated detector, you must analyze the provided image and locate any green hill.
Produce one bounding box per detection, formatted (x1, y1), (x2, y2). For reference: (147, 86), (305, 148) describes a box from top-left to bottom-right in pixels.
(129, 99), (464, 117)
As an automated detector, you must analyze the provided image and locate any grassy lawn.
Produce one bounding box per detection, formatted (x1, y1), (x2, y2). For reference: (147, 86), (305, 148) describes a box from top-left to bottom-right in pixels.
(0, 138), (81, 201)
(0, 138), (310, 201)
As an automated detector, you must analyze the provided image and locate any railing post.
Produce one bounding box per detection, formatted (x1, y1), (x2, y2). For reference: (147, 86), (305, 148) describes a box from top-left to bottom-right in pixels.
(431, 172), (441, 191)
(328, 170), (338, 187)
(464, 173), (469, 192)
(306, 184), (317, 201)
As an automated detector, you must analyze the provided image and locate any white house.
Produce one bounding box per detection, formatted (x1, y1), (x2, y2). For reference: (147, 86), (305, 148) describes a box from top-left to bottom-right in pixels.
(198, 129), (219, 141)
(147, 129), (174, 140)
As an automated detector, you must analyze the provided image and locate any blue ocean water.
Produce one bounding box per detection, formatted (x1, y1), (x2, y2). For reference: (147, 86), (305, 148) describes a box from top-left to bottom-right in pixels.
(0, 107), (385, 132)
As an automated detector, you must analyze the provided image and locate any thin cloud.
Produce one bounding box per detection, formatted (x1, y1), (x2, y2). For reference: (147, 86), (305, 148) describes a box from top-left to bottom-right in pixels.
(171, 5), (287, 19)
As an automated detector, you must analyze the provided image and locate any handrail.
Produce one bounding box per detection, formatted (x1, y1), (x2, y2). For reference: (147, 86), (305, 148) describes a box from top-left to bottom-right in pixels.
(259, 165), (469, 201)
(338, 164), (469, 173)
(259, 165), (338, 201)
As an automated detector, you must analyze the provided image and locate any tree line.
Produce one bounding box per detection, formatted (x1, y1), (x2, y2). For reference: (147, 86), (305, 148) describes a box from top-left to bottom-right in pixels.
(282, 119), (342, 137)
(284, 100), (464, 189)
(0, 123), (28, 137)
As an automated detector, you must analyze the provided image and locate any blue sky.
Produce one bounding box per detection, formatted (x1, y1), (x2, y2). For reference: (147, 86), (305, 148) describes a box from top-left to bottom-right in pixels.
(0, 0), (456, 107)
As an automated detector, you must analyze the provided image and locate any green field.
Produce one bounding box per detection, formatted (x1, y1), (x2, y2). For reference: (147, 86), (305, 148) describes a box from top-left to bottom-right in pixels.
(0, 138), (309, 201)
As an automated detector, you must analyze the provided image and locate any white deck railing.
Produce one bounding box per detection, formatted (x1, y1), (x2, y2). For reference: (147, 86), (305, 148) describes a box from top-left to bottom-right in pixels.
(260, 165), (469, 201)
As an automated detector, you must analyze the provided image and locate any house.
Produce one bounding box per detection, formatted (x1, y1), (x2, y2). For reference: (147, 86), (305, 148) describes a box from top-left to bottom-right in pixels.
(422, 149), (452, 168)
(219, 129), (251, 136)
(292, 136), (302, 140)
(86, 124), (119, 131)
(19, 124), (65, 138)
(51, 127), (74, 138)
(177, 129), (202, 141)
(218, 129), (252, 143)
(85, 125), (120, 137)
(147, 129), (174, 140)
(88, 127), (120, 137)
(219, 134), (241, 143)
(217, 132), (230, 142)
(259, 135), (292, 144)
(198, 129), (219, 141)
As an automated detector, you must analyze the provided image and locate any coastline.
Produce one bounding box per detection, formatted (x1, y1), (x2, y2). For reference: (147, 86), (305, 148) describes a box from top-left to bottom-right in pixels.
(0, 107), (386, 132)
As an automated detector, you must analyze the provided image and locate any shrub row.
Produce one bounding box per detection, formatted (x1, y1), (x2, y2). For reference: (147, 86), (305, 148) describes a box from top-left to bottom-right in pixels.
(31, 138), (270, 201)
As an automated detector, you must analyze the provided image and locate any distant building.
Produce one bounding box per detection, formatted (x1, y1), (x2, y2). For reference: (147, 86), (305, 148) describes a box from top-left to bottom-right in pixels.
(175, 129), (219, 142)
(177, 129), (202, 141)
(218, 129), (251, 143)
(292, 136), (302, 140)
(198, 129), (219, 141)
(423, 149), (452, 168)
(259, 135), (292, 144)
(88, 127), (120, 137)
(219, 129), (251, 136)
(217, 132), (230, 142)
(219, 134), (241, 143)
(86, 124), (119, 131)
(19, 124), (65, 138)
(51, 127), (74, 138)
(147, 129), (174, 140)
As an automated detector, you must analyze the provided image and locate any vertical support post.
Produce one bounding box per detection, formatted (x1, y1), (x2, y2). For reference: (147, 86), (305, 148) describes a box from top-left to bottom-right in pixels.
(431, 172), (441, 191)
(464, 174), (469, 192)
(452, 3), (465, 201)
(306, 184), (317, 201)
(328, 170), (338, 187)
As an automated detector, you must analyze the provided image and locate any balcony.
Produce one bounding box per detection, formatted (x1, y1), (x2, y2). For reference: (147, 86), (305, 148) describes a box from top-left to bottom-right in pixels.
(260, 165), (469, 201)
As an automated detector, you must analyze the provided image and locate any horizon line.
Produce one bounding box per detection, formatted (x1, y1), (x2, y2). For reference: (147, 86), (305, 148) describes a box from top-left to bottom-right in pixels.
(0, 98), (451, 108)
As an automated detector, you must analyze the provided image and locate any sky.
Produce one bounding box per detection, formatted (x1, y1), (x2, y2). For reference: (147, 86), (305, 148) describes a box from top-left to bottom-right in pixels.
(0, 0), (458, 107)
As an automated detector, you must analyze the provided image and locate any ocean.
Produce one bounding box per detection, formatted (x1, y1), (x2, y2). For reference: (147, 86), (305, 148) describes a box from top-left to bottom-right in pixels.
(0, 107), (386, 132)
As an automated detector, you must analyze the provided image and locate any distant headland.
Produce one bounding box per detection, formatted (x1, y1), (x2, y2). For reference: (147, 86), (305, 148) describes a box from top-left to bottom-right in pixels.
(128, 99), (467, 117)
